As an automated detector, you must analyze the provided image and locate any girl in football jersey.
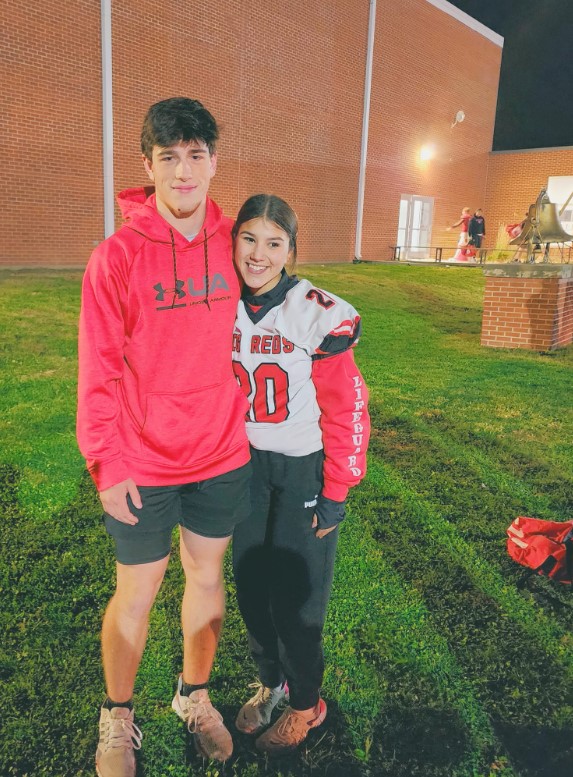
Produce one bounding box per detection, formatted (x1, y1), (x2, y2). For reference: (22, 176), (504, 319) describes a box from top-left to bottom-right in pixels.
(230, 194), (370, 753)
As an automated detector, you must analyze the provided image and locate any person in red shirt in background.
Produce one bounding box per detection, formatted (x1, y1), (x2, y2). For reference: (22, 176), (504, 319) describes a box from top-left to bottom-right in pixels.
(447, 206), (472, 261)
(230, 194), (370, 754)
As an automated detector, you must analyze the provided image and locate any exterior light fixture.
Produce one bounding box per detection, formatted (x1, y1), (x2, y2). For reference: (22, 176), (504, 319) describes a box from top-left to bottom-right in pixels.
(420, 144), (435, 161)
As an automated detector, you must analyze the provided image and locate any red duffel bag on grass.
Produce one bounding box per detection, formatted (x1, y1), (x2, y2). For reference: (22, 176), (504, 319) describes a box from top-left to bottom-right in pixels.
(507, 516), (573, 584)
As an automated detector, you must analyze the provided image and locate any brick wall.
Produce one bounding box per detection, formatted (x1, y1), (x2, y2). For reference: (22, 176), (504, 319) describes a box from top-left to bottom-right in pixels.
(110, 0), (368, 266)
(362, 0), (502, 261)
(1, 0), (103, 265)
(1, 0), (501, 267)
(481, 265), (573, 350)
(555, 277), (573, 347)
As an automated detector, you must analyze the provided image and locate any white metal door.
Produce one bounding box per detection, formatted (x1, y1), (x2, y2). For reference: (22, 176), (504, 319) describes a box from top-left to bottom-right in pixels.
(397, 195), (434, 259)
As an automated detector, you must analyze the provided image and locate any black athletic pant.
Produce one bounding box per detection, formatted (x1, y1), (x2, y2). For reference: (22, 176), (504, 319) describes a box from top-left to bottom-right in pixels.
(232, 447), (339, 711)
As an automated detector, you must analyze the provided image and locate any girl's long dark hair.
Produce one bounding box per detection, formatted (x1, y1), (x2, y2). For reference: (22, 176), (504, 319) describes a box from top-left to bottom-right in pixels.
(232, 194), (298, 262)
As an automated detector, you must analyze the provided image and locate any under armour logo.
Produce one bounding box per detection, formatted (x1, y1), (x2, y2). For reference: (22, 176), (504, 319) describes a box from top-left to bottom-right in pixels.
(154, 281), (185, 301)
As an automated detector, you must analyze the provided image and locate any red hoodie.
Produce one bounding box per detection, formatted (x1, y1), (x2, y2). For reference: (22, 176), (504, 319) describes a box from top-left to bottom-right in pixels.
(77, 188), (250, 491)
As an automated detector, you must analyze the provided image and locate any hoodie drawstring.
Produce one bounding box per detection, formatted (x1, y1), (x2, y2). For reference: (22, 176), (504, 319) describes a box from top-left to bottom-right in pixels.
(203, 229), (211, 311)
(168, 227), (211, 312)
(169, 229), (178, 310)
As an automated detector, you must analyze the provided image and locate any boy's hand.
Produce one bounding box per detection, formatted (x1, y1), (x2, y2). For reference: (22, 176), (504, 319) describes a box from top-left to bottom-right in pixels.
(99, 478), (142, 525)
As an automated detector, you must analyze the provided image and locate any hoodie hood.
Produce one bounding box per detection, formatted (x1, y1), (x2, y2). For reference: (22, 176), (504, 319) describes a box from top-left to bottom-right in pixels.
(116, 186), (225, 248)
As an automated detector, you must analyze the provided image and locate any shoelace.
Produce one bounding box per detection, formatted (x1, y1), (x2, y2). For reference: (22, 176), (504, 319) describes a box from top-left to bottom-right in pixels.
(183, 698), (224, 734)
(248, 681), (274, 706)
(275, 708), (312, 739)
(104, 718), (142, 750)
(249, 681), (288, 712)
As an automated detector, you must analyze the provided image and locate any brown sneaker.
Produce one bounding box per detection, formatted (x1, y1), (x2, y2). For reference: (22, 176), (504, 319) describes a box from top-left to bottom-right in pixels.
(95, 706), (142, 777)
(235, 681), (288, 735)
(172, 675), (233, 761)
(255, 699), (327, 754)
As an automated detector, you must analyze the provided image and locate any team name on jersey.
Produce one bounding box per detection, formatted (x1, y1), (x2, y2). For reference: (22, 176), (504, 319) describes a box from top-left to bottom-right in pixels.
(232, 333), (295, 355)
(348, 375), (366, 476)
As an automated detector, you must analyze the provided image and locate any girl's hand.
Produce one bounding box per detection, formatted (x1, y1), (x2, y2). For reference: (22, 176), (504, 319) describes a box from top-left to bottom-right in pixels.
(311, 514), (338, 539)
(313, 495), (345, 536)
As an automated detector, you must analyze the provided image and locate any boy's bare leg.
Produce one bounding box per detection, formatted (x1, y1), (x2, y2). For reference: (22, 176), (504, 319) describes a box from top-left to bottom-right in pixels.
(102, 556), (170, 701)
(172, 528), (233, 762)
(179, 527), (230, 683)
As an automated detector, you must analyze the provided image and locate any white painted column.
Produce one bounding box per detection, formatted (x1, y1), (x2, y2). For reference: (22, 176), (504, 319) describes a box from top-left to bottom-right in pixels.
(101, 0), (114, 238)
(354, 0), (376, 261)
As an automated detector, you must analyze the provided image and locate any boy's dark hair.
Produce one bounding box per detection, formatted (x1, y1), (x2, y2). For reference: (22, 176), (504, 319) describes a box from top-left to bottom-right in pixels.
(232, 194), (298, 261)
(141, 97), (219, 159)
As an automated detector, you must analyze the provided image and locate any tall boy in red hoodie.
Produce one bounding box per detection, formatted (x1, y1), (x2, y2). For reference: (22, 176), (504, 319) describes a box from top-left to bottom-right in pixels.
(77, 97), (251, 776)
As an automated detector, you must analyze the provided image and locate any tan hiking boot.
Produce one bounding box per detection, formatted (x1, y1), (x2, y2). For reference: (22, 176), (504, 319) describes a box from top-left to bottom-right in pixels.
(235, 681), (288, 735)
(255, 698), (327, 754)
(95, 706), (142, 777)
(172, 675), (233, 761)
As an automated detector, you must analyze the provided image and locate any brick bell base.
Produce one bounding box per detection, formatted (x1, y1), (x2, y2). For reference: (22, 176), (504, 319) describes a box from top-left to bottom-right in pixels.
(481, 264), (573, 351)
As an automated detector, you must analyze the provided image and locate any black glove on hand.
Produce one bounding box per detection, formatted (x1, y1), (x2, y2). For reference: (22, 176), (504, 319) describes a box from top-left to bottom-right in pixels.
(315, 495), (346, 530)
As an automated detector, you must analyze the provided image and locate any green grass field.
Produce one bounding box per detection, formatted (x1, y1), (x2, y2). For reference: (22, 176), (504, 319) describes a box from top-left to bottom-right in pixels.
(1, 264), (572, 777)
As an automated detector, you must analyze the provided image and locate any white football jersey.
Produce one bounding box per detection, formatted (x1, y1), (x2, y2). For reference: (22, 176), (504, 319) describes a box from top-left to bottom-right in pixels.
(232, 277), (361, 456)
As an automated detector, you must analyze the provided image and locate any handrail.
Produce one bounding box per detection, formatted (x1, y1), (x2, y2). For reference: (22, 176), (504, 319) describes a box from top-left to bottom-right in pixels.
(387, 244), (572, 264)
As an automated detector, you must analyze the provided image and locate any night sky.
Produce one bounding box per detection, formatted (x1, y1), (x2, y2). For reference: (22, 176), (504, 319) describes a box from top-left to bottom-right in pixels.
(445, 0), (573, 151)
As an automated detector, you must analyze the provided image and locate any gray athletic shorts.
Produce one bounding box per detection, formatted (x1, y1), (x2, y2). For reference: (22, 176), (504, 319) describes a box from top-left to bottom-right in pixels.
(103, 462), (252, 566)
